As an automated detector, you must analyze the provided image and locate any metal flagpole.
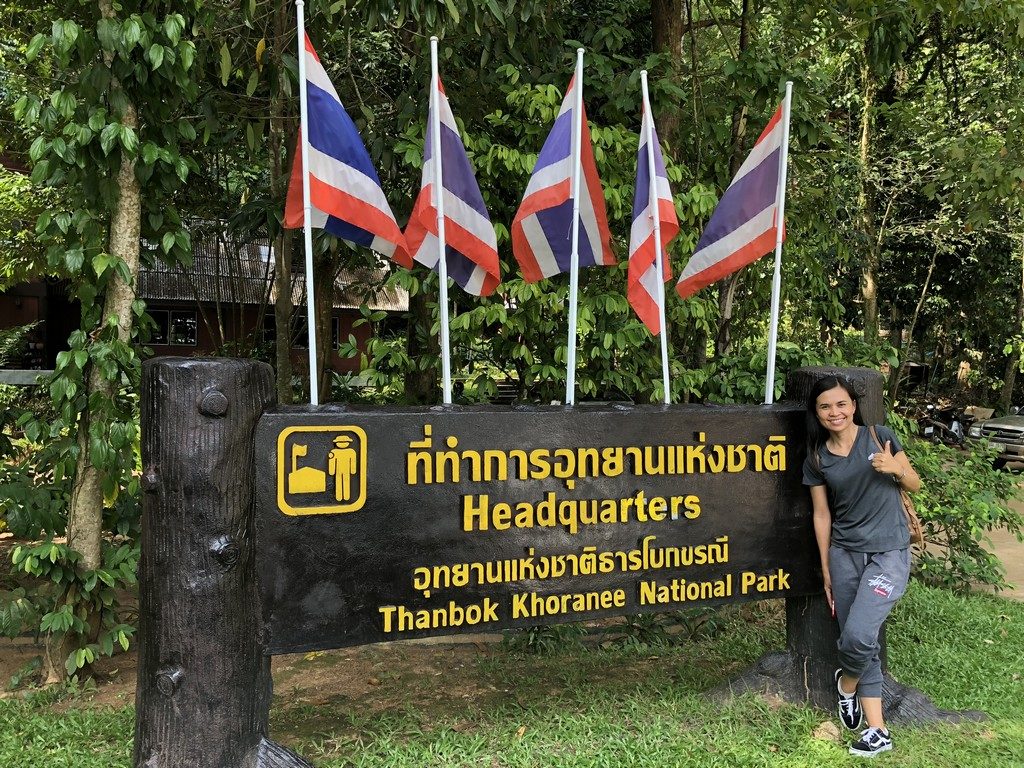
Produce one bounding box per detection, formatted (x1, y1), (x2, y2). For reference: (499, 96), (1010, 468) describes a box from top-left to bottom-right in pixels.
(641, 71), (671, 405)
(430, 37), (453, 405)
(763, 80), (793, 405)
(295, 0), (320, 405)
(565, 48), (584, 406)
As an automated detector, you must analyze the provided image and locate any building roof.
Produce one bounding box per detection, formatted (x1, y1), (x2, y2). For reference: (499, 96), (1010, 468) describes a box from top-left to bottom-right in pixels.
(137, 229), (408, 313)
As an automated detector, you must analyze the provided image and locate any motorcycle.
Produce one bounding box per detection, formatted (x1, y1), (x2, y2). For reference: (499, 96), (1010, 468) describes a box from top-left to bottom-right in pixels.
(918, 403), (973, 447)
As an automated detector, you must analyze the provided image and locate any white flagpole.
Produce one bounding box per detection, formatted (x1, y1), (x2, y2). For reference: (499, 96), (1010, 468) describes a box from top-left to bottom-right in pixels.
(565, 48), (584, 406)
(641, 71), (671, 405)
(295, 0), (320, 406)
(430, 37), (453, 405)
(764, 80), (793, 405)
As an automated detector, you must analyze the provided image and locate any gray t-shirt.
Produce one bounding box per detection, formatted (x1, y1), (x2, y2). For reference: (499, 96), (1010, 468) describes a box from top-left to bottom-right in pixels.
(802, 424), (910, 553)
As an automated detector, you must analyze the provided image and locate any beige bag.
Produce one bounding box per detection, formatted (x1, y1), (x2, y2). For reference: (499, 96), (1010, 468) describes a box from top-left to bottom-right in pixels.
(868, 426), (924, 546)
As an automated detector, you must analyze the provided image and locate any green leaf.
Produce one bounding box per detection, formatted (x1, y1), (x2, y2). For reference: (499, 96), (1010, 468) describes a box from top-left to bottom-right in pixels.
(444, 0), (461, 24)
(119, 124), (139, 155)
(147, 43), (164, 70)
(99, 123), (119, 155)
(26, 33), (46, 61)
(220, 43), (232, 86)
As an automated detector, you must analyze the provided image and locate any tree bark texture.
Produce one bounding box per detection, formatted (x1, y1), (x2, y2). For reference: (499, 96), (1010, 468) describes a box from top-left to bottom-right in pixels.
(651, 0), (683, 146)
(66, 1), (143, 579)
(134, 358), (313, 768)
(715, 366), (984, 724)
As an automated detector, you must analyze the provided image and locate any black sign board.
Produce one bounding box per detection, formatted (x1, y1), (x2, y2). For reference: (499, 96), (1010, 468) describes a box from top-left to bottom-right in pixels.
(255, 403), (816, 654)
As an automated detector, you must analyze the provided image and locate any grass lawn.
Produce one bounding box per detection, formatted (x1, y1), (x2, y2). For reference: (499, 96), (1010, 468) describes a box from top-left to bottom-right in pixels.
(1, 581), (1022, 767)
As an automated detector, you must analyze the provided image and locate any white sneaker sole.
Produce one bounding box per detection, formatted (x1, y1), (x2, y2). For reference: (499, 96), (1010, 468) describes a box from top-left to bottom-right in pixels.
(849, 742), (893, 757)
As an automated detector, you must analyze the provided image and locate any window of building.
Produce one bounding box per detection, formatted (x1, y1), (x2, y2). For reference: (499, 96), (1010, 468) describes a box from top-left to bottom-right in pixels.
(169, 311), (198, 346)
(149, 310), (169, 345)
(148, 309), (197, 346)
(264, 314), (340, 350)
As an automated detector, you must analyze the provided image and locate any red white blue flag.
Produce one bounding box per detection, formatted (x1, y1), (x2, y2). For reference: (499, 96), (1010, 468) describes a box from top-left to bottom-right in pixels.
(628, 106), (679, 334)
(284, 35), (410, 267)
(675, 102), (786, 299)
(511, 75), (615, 282)
(405, 77), (500, 296)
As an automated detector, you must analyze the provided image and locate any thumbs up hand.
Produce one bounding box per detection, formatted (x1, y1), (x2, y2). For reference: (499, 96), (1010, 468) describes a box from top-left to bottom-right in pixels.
(870, 440), (898, 475)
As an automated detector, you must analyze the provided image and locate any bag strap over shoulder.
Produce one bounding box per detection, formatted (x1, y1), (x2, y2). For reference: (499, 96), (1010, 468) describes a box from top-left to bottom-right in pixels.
(867, 425), (889, 453)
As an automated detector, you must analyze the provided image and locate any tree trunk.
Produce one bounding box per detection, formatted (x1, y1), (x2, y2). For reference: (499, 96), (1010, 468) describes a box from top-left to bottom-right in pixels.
(858, 58), (880, 344)
(314, 245), (338, 399)
(651, 0), (683, 146)
(271, 0), (294, 404)
(715, 0), (751, 357)
(403, 285), (439, 404)
(55, 0), (143, 685)
(998, 231), (1024, 414)
(889, 246), (937, 400)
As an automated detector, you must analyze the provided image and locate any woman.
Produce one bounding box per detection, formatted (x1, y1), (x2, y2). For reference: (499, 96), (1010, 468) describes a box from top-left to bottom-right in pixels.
(802, 376), (921, 757)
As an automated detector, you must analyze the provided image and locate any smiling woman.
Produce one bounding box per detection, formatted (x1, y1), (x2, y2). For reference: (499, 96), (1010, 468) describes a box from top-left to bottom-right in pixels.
(802, 375), (923, 758)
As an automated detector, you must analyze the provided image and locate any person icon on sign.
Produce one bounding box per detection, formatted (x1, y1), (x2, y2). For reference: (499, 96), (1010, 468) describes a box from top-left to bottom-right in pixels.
(328, 434), (358, 502)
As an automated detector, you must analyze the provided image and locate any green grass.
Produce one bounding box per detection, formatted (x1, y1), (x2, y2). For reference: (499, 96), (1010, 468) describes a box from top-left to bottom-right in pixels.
(2, 582), (1023, 767)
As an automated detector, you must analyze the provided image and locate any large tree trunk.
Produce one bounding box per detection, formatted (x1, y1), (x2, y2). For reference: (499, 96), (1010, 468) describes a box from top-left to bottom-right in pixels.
(55, 0), (143, 684)
(715, 0), (751, 357)
(858, 58), (880, 344)
(651, 0), (683, 146)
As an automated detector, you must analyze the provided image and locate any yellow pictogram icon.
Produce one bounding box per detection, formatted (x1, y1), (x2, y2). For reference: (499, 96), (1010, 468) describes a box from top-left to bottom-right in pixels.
(277, 426), (367, 515)
(287, 444), (327, 494)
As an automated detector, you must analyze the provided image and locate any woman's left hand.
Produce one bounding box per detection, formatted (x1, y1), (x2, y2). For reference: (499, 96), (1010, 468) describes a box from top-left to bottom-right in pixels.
(870, 440), (901, 477)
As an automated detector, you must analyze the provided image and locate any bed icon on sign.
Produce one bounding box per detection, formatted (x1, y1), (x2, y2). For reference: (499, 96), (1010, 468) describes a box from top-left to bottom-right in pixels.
(276, 426), (367, 515)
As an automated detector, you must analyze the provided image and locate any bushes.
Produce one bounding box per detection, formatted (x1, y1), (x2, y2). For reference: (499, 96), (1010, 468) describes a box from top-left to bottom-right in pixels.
(890, 414), (1024, 591)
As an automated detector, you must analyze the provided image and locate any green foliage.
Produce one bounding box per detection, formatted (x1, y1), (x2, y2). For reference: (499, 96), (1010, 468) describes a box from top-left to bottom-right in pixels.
(0, 323), (37, 367)
(4, 0), (210, 678)
(8, 536), (138, 677)
(889, 415), (1024, 591)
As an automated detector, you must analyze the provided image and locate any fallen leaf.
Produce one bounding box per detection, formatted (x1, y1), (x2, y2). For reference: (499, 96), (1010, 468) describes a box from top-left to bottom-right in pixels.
(515, 725), (527, 738)
(367, 676), (381, 686)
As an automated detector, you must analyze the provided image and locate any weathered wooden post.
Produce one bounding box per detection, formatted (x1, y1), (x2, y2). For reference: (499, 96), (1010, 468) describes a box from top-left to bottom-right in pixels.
(723, 366), (982, 723)
(134, 358), (313, 768)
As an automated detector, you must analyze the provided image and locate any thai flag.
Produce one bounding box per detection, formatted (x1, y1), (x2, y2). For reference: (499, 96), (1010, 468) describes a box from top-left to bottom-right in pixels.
(511, 75), (615, 282)
(628, 106), (679, 334)
(675, 102), (786, 299)
(284, 34), (410, 267)
(405, 77), (500, 296)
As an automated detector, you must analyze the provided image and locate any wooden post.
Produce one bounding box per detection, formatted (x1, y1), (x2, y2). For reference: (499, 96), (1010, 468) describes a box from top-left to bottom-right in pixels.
(134, 358), (314, 768)
(719, 366), (983, 723)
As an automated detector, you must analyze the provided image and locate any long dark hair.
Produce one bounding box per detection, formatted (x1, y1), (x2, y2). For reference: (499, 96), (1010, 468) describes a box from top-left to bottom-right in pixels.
(805, 375), (866, 461)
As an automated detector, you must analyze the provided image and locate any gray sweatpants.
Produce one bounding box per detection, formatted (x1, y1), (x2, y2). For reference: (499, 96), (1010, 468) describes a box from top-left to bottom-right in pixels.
(829, 546), (911, 698)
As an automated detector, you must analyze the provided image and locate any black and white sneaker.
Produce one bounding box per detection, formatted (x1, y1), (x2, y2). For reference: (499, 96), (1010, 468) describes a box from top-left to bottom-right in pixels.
(835, 668), (863, 730)
(849, 726), (893, 757)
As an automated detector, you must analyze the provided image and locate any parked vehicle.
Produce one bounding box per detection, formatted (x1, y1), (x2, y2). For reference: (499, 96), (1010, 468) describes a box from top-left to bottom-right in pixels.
(967, 407), (1024, 468)
(918, 403), (968, 446)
